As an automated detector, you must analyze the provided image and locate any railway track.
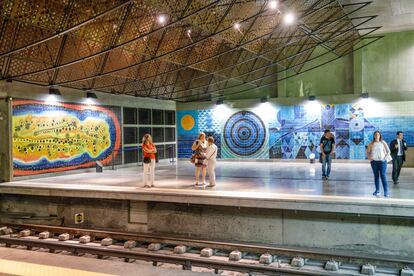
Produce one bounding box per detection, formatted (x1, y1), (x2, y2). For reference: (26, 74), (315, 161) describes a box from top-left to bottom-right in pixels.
(0, 223), (413, 276)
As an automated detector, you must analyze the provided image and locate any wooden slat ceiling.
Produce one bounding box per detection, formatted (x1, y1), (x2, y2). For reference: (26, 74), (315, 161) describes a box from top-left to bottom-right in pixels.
(0, 0), (378, 101)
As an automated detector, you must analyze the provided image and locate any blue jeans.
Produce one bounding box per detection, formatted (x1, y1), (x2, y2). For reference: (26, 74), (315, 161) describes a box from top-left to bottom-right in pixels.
(321, 154), (332, 177)
(370, 160), (388, 195)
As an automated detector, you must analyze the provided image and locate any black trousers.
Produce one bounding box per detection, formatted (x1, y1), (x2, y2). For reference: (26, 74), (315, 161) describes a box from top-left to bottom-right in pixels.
(392, 156), (404, 182)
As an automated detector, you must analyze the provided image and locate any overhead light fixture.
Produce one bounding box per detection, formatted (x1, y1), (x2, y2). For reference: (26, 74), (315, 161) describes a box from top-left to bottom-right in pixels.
(361, 92), (369, 98)
(269, 0), (278, 10)
(216, 98), (224, 105)
(186, 29), (191, 35)
(49, 86), (61, 96)
(308, 95), (316, 101)
(234, 22), (241, 30)
(86, 91), (97, 99)
(283, 12), (295, 25)
(260, 96), (269, 103)
(157, 14), (167, 25)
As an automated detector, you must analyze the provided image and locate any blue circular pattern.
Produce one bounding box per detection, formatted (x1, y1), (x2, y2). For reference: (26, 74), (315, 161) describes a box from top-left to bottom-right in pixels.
(224, 111), (266, 156)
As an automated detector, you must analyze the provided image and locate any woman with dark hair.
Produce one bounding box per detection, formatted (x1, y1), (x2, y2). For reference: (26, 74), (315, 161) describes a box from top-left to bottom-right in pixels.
(366, 130), (392, 197)
(191, 132), (207, 186)
(142, 134), (157, 188)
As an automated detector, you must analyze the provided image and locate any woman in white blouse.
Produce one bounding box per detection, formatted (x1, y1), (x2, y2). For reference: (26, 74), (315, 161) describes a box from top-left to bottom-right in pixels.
(206, 136), (218, 187)
(366, 131), (391, 197)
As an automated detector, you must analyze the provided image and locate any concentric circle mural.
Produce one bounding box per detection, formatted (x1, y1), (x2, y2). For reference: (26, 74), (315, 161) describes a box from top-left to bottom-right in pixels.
(223, 111), (266, 156)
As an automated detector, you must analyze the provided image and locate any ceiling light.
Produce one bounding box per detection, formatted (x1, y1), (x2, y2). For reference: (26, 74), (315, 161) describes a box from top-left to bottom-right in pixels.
(361, 92), (369, 98)
(308, 95), (316, 101)
(283, 13), (295, 25)
(186, 29), (191, 34)
(157, 14), (167, 25)
(234, 22), (241, 30)
(49, 87), (61, 96)
(269, 0), (278, 10)
(86, 91), (97, 99)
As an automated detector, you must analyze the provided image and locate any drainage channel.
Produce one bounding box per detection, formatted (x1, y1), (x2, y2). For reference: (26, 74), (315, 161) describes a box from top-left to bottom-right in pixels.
(0, 224), (413, 276)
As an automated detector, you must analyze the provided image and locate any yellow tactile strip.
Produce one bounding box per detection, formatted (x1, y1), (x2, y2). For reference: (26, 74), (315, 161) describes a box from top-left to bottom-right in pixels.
(0, 259), (115, 276)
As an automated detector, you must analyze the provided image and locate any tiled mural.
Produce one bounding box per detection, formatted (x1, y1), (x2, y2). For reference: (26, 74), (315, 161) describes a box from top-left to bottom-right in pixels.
(178, 101), (414, 160)
(12, 100), (122, 176)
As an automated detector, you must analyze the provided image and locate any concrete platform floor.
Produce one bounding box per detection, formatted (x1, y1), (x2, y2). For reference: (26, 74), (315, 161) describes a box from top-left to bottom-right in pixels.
(7, 161), (414, 199)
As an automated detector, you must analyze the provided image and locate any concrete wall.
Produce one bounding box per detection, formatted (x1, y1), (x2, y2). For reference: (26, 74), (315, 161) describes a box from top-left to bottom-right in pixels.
(2, 194), (413, 259)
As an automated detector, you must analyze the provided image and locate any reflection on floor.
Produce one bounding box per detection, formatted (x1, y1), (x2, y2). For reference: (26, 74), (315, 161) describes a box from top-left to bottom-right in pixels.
(9, 161), (414, 199)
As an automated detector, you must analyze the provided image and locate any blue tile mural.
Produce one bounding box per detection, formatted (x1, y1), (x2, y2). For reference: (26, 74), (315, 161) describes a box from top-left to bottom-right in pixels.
(178, 101), (414, 160)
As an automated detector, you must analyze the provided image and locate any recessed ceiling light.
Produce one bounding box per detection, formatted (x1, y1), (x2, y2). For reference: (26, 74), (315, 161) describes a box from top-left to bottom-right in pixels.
(283, 13), (295, 25)
(269, 0), (278, 10)
(157, 14), (167, 25)
(186, 29), (191, 34)
(234, 22), (241, 30)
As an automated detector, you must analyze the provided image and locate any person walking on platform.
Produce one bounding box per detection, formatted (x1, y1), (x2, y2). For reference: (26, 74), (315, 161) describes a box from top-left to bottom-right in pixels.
(319, 129), (335, 180)
(366, 130), (392, 197)
(142, 134), (157, 188)
(206, 136), (218, 187)
(192, 132), (208, 186)
(390, 131), (408, 185)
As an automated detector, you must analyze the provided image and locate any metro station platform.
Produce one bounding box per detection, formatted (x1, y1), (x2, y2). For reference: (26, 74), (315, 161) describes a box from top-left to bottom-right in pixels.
(1, 161), (414, 217)
(1, 161), (414, 257)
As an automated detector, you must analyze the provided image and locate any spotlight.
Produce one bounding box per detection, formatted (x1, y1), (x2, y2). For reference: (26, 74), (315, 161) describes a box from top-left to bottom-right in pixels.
(308, 95), (316, 101)
(186, 29), (191, 35)
(283, 12), (295, 25)
(234, 22), (241, 30)
(157, 14), (167, 25)
(216, 98), (224, 105)
(86, 91), (97, 99)
(269, 0), (278, 10)
(49, 87), (61, 96)
(260, 96), (268, 103)
(361, 92), (369, 98)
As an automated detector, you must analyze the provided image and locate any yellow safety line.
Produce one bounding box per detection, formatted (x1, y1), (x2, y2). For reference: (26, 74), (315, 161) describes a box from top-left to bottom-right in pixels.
(0, 259), (115, 276)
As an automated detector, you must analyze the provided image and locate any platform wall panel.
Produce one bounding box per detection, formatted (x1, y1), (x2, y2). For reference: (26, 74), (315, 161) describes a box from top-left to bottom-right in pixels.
(178, 100), (414, 161)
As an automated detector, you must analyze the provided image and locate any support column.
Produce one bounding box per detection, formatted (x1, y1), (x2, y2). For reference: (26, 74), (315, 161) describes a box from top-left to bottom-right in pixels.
(0, 88), (12, 182)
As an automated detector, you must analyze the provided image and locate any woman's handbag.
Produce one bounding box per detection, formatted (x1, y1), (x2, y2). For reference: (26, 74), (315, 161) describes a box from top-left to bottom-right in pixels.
(382, 141), (393, 163)
(190, 154), (196, 164)
(143, 157), (151, 164)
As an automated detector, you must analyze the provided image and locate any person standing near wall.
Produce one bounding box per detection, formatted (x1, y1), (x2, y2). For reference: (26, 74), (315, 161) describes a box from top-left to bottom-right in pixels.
(192, 132), (208, 186)
(366, 130), (392, 197)
(142, 134), (157, 188)
(206, 136), (218, 187)
(320, 129), (335, 180)
(390, 131), (408, 185)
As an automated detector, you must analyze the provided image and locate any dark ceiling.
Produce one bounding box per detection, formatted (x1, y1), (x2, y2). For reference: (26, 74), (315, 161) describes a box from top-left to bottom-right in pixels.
(0, 0), (380, 102)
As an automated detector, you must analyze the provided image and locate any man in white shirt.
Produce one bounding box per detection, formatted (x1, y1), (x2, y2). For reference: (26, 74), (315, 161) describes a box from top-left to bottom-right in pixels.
(206, 136), (218, 187)
(390, 131), (408, 185)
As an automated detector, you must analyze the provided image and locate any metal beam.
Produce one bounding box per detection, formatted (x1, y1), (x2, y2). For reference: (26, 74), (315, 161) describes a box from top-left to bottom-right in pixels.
(7, 0), (222, 80)
(178, 32), (382, 101)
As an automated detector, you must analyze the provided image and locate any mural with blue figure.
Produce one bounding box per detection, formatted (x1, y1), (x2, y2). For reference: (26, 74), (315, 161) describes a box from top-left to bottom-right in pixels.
(177, 100), (414, 160)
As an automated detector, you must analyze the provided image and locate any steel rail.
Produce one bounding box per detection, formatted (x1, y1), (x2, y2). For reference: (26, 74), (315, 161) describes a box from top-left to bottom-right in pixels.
(184, 34), (383, 102)
(0, 235), (334, 276)
(3, 223), (413, 266)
